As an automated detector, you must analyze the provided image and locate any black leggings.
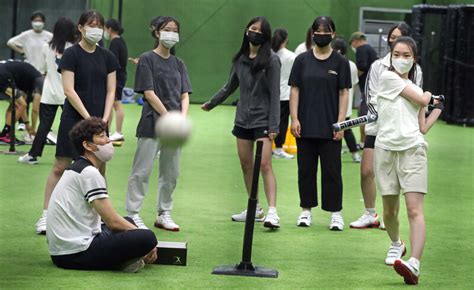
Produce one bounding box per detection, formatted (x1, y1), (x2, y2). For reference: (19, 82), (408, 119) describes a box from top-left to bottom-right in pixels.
(51, 218), (157, 271)
(343, 117), (358, 153)
(274, 100), (290, 148)
(29, 103), (62, 157)
(296, 138), (343, 212)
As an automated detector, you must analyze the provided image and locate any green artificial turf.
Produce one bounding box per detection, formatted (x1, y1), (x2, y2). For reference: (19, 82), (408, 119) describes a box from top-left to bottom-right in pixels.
(0, 103), (473, 289)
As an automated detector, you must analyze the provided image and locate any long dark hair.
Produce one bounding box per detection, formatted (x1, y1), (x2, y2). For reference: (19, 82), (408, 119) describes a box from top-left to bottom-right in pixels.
(304, 26), (312, 51)
(105, 18), (124, 35)
(149, 16), (180, 54)
(233, 16), (272, 74)
(78, 10), (104, 27)
(387, 22), (411, 47)
(389, 36), (418, 82)
(331, 37), (347, 55)
(271, 28), (288, 52)
(49, 17), (76, 54)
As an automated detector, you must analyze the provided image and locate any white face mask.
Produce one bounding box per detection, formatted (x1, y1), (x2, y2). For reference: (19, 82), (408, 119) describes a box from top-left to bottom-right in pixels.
(32, 21), (44, 31)
(159, 31), (179, 49)
(103, 30), (110, 40)
(92, 142), (114, 163)
(83, 27), (103, 44)
(391, 58), (414, 74)
(351, 46), (357, 53)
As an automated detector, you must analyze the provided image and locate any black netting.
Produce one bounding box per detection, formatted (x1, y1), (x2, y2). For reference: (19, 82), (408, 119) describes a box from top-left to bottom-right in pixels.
(412, 4), (474, 126)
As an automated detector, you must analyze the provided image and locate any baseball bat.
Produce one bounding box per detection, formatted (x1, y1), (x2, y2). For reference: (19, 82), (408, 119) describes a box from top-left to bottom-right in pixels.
(332, 114), (378, 132)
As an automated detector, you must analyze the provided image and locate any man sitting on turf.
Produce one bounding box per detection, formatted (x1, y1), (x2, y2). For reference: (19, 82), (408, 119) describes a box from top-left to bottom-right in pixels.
(46, 117), (158, 272)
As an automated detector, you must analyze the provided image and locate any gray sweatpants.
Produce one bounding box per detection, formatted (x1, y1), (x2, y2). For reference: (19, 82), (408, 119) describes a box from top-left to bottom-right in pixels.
(126, 137), (181, 215)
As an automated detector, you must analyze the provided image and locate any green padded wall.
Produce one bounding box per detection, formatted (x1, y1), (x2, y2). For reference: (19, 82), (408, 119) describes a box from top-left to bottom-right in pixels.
(89, 0), (434, 103)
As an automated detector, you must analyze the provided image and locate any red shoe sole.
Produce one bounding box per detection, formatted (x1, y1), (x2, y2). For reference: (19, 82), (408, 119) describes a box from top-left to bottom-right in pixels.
(394, 260), (419, 285)
(154, 222), (179, 232)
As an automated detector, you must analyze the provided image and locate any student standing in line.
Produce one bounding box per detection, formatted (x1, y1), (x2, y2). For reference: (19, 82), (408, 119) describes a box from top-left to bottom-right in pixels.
(289, 16), (351, 231)
(202, 16), (281, 229)
(374, 36), (442, 285)
(47, 117), (157, 272)
(7, 11), (53, 137)
(104, 19), (128, 142)
(18, 17), (76, 165)
(35, 10), (118, 235)
(331, 37), (361, 163)
(271, 28), (296, 159)
(125, 16), (191, 232)
(349, 31), (378, 147)
(350, 23), (423, 230)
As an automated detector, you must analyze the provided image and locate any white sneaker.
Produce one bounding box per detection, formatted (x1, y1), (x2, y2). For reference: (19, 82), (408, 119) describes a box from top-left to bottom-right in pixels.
(352, 152), (361, 163)
(121, 258), (145, 273)
(350, 212), (380, 229)
(379, 219), (386, 230)
(329, 212), (344, 231)
(35, 212), (47, 234)
(22, 133), (35, 144)
(129, 214), (149, 229)
(385, 241), (406, 265)
(109, 131), (125, 141)
(296, 210), (312, 227)
(18, 123), (26, 131)
(263, 210), (280, 229)
(155, 212), (180, 231)
(18, 153), (38, 165)
(46, 131), (57, 145)
(272, 149), (294, 159)
(394, 258), (420, 285)
(231, 208), (265, 222)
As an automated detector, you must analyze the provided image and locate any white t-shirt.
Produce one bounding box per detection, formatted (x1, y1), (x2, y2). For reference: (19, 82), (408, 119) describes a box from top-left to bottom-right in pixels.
(365, 53), (423, 135)
(39, 43), (72, 105)
(347, 60), (359, 118)
(7, 29), (53, 73)
(46, 158), (108, 256)
(375, 70), (426, 151)
(276, 48), (296, 101)
(294, 42), (309, 55)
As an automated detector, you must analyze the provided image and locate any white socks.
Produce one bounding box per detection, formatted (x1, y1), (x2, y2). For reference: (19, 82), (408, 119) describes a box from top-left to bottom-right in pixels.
(366, 208), (377, 216)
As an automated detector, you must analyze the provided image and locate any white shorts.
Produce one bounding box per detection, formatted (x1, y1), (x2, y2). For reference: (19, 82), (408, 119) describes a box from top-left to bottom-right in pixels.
(374, 145), (428, 196)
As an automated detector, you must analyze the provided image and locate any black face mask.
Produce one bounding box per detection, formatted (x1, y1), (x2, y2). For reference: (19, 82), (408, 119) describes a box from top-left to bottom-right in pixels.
(313, 34), (332, 47)
(247, 31), (266, 46)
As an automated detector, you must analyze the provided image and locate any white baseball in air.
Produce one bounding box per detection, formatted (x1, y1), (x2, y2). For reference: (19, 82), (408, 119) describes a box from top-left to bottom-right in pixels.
(155, 111), (192, 148)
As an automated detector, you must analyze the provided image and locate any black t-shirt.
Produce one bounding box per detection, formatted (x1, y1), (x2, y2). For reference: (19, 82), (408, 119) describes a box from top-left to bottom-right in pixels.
(289, 50), (351, 139)
(0, 61), (42, 93)
(108, 37), (128, 82)
(58, 44), (118, 120)
(355, 44), (378, 93)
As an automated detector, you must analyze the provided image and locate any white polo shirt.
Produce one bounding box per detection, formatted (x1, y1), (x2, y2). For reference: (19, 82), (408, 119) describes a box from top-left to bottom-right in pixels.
(7, 29), (53, 73)
(375, 70), (426, 151)
(276, 48), (296, 101)
(46, 158), (108, 256)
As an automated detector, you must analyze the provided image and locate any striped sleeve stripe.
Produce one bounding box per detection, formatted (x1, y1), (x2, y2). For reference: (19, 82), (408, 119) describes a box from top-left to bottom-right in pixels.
(85, 187), (107, 196)
(85, 191), (108, 201)
(367, 103), (378, 115)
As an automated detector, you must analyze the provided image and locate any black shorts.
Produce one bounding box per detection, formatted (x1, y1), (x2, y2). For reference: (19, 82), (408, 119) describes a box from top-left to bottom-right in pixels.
(364, 135), (376, 149)
(115, 78), (125, 101)
(56, 117), (81, 159)
(232, 125), (268, 141)
(358, 93), (368, 117)
(25, 76), (44, 103)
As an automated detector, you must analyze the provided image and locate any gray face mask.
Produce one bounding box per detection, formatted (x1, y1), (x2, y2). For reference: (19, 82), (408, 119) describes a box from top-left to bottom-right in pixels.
(91, 142), (115, 162)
